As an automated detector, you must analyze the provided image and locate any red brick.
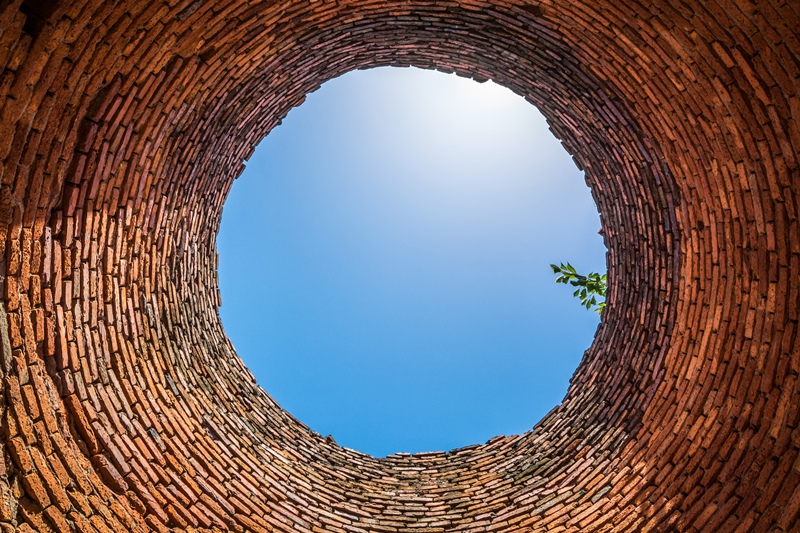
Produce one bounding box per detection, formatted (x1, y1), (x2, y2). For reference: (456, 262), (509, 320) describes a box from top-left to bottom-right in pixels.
(0, 1), (799, 532)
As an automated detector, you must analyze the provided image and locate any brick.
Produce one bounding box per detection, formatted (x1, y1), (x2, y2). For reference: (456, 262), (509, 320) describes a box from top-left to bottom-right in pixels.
(0, 1), (799, 532)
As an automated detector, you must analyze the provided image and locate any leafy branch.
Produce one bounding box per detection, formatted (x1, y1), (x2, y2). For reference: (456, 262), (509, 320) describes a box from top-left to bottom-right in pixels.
(550, 262), (607, 314)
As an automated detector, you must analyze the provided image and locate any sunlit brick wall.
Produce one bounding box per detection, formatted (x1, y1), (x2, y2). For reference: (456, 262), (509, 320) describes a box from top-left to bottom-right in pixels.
(0, 1), (798, 531)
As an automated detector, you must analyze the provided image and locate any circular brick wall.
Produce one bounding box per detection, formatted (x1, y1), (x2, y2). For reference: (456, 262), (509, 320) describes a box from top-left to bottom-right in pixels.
(1, 1), (798, 532)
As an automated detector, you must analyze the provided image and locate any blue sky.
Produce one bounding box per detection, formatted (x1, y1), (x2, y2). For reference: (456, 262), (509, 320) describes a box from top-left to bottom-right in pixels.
(216, 67), (606, 458)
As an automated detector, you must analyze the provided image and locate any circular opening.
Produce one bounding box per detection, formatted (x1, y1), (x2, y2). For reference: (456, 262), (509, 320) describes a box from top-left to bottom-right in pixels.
(217, 67), (606, 457)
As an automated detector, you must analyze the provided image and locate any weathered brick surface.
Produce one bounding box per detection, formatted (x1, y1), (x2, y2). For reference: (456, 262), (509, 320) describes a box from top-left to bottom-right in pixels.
(0, 0), (798, 531)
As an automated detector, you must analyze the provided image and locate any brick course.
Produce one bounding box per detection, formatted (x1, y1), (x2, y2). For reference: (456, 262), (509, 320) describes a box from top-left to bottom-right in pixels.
(0, 0), (798, 531)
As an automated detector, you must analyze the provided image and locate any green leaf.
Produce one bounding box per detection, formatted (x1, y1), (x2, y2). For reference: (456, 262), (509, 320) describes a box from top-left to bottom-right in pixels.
(551, 261), (608, 314)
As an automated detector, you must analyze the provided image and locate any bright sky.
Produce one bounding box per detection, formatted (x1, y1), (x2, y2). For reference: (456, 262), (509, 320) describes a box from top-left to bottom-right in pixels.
(217, 66), (606, 458)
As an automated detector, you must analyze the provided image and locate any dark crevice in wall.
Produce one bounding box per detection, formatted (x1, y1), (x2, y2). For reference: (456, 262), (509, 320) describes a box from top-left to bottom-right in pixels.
(19, 0), (56, 39)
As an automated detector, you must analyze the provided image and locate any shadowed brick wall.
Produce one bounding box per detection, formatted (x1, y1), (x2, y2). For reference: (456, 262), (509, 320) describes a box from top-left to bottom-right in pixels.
(0, 0), (798, 531)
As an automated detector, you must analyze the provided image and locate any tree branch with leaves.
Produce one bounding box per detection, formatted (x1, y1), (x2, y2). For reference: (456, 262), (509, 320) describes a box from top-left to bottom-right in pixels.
(550, 262), (607, 314)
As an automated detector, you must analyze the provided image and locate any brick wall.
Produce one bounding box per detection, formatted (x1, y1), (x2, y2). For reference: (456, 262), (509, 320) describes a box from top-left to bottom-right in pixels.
(0, 0), (798, 531)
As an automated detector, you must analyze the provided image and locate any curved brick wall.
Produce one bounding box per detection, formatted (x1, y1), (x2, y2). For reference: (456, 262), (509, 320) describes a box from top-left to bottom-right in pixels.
(1, 1), (798, 531)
